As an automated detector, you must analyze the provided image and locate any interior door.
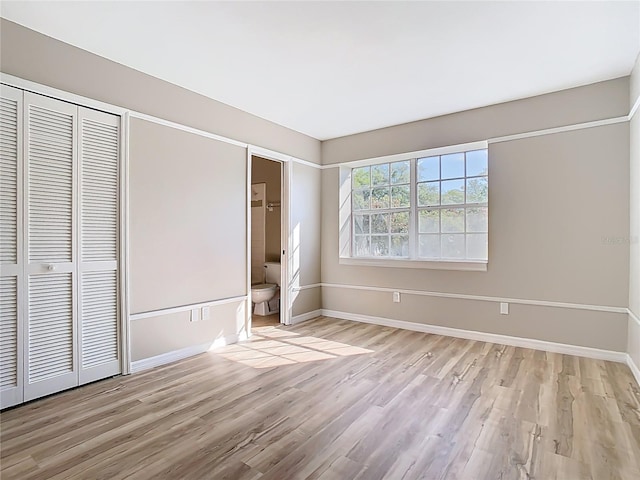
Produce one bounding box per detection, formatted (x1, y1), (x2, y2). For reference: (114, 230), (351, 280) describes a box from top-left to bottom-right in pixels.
(78, 107), (120, 384)
(23, 92), (78, 402)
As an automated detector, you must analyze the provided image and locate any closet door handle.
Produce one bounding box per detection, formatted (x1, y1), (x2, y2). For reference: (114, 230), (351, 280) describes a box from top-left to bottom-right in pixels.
(47, 264), (56, 271)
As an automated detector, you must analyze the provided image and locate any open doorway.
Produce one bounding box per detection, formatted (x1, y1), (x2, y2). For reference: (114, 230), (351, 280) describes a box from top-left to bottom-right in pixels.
(249, 155), (285, 331)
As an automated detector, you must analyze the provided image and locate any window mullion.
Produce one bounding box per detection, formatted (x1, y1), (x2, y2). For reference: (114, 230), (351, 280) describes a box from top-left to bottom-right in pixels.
(409, 158), (417, 260)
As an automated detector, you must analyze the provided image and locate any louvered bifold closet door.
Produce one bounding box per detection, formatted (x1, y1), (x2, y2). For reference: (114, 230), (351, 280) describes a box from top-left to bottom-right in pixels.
(78, 107), (120, 384)
(0, 86), (24, 408)
(23, 92), (78, 402)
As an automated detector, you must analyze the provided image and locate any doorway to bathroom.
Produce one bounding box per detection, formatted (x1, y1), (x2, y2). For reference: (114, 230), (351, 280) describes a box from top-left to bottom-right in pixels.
(249, 154), (287, 331)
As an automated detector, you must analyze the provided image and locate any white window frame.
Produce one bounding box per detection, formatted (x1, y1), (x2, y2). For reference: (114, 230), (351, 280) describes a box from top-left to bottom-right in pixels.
(339, 140), (488, 272)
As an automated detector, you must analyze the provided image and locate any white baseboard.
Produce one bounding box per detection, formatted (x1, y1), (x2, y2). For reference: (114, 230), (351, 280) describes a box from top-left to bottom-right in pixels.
(290, 309), (323, 325)
(130, 333), (242, 373)
(627, 354), (640, 387)
(321, 309), (628, 364)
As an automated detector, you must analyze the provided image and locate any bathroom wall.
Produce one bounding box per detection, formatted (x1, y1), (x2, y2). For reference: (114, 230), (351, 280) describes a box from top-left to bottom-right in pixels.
(252, 156), (282, 263)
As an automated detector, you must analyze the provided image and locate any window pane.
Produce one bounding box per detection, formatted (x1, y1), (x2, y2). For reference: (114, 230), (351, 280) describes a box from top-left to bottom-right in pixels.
(354, 236), (370, 256)
(441, 208), (464, 233)
(466, 150), (488, 177)
(441, 179), (464, 205)
(371, 187), (390, 209)
(466, 207), (488, 233)
(441, 234), (464, 259)
(390, 211), (409, 233)
(391, 185), (410, 208)
(419, 209), (439, 233)
(417, 182), (440, 206)
(391, 235), (409, 257)
(353, 214), (370, 235)
(466, 177), (488, 204)
(441, 153), (464, 179)
(391, 160), (410, 184)
(371, 164), (389, 186)
(352, 189), (370, 210)
(352, 166), (370, 188)
(419, 234), (440, 258)
(371, 213), (389, 234)
(466, 233), (488, 260)
(371, 236), (390, 256)
(417, 156), (439, 182)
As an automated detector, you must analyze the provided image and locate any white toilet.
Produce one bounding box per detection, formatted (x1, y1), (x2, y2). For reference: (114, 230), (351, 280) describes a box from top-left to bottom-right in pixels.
(251, 262), (280, 316)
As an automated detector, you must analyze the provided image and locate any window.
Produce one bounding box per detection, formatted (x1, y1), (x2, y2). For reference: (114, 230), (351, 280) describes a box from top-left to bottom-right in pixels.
(341, 143), (488, 269)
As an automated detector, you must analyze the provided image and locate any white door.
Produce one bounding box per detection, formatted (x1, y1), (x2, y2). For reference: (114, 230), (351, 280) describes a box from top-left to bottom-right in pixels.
(78, 107), (120, 384)
(0, 85), (24, 409)
(23, 92), (79, 401)
(1, 89), (121, 406)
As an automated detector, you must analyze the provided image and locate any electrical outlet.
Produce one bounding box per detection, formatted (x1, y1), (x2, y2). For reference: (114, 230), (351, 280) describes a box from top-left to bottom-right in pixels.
(190, 308), (200, 322)
(393, 291), (401, 303)
(202, 306), (210, 321)
(500, 302), (509, 315)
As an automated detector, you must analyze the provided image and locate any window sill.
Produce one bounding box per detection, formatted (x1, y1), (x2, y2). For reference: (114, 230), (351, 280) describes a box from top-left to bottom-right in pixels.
(338, 257), (487, 271)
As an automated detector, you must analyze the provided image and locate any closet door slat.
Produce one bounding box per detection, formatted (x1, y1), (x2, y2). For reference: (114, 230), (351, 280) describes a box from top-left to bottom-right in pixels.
(81, 271), (118, 369)
(27, 102), (74, 264)
(0, 85), (23, 409)
(81, 116), (118, 262)
(0, 277), (18, 389)
(78, 107), (120, 385)
(0, 96), (18, 265)
(27, 273), (73, 382)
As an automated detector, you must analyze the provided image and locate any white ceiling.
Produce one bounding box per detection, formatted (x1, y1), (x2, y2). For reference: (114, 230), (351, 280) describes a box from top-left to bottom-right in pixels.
(2, 1), (639, 140)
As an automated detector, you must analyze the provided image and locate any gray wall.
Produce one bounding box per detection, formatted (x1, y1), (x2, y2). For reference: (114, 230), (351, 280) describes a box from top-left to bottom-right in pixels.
(629, 54), (640, 371)
(321, 79), (630, 351)
(252, 156), (282, 263)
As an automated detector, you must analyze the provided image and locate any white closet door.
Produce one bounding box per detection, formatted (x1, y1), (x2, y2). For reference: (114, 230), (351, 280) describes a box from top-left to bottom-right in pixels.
(78, 107), (120, 384)
(0, 85), (24, 408)
(23, 92), (78, 401)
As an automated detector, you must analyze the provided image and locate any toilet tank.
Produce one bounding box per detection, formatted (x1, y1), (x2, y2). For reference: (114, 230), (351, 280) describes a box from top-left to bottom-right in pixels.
(264, 262), (281, 285)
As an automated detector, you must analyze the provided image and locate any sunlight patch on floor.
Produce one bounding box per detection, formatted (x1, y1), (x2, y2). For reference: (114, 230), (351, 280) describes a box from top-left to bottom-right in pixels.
(214, 327), (374, 368)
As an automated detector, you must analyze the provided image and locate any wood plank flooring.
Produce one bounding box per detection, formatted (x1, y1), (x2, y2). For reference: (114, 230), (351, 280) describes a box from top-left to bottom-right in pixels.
(1, 316), (639, 479)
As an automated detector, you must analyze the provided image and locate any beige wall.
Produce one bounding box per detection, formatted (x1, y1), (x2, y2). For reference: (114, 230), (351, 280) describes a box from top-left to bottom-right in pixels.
(131, 301), (245, 361)
(252, 156), (281, 263)
(291, 162), (323, 314)
(629, 54), (640, 371)
(0, 19), (321, 164)
(321, 81), (630, 352)
(129, 119), (247, 313)
(322, 78), (629, 165)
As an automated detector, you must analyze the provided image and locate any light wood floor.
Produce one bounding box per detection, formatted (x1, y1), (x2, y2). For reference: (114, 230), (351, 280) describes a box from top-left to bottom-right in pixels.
(251, 313), (281, 328)
(2, 316), (639, 479)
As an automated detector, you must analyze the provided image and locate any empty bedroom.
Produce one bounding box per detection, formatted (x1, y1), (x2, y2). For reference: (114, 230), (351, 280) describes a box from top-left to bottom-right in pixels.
(1, 1), (639, 479)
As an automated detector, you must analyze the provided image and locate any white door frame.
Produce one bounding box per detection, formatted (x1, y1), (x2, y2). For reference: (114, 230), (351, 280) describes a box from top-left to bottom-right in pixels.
(246, 147), (292, 333)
